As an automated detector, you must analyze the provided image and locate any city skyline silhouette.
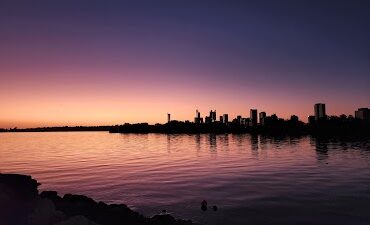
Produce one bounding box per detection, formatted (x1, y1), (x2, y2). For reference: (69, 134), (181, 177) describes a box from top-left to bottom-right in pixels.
(1, 1), (370, 225)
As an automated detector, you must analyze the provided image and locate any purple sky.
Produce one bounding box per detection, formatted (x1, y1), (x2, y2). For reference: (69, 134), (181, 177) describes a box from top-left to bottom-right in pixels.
(0, 0), (369, 128)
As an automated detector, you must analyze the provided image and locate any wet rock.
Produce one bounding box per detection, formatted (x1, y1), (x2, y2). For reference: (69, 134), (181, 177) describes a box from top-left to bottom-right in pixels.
(1, 173), (194, 225)
(0, 174), (40, 225)
(54, 215), (98, 225)
(0, 173), (39, 199)
(41, 191), (61, 202)
(151, 214), (176, 225)
(201, 200), (207, 211)
(28, 198), (65, 225)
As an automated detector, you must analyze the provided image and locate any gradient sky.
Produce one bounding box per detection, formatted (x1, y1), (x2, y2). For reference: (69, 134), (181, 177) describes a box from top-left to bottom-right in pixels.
(1, 0), (369, 128)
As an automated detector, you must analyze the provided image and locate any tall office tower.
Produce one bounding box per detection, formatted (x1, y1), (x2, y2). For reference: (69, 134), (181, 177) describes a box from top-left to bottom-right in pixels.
(167, 113), (171, 123)
(259, 112), (266, 125)
(355, 108), (370, 121)
(223, 114), (229, 124)
(195, 110), (201, 123)
(209, 110), (216, 122)
(250, 109), (258, 126)
(314, 103), (326, 120)
(219, 116), (223, 122)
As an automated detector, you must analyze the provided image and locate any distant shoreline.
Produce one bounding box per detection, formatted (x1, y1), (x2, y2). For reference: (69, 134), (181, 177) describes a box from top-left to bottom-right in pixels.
(0, 126), (112, 133)
(1, 122), (370, 139)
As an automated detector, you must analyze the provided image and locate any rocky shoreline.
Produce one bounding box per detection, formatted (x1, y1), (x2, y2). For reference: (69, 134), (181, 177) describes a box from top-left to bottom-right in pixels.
(0, 173), (193, 225)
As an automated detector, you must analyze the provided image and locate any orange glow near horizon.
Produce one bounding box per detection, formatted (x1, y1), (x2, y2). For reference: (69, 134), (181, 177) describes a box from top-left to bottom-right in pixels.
(0, 69), (366, 128)
(1, 0), (369, 129)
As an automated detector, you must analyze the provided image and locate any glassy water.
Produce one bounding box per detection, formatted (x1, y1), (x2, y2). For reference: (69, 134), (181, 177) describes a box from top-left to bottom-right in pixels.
(1, 132), (370, 225)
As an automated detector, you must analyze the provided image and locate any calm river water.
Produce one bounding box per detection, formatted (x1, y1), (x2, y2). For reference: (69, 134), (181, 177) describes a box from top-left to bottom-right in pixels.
(1, 132), (370, 224)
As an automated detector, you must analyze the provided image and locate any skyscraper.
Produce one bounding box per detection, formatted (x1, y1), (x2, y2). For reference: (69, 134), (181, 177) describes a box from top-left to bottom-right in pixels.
(250, 109), (258, 126)
(209, 110), (216, 122)
(314, 103), (326, 120)
(167, 113), (171, 123)
(259, 112), (266, 125)
(223, 114), (229, 124)
(194, 110), (201, 123)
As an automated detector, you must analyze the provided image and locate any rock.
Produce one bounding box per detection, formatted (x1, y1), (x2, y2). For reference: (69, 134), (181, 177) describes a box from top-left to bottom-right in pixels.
(151, 214), (176, 225)
(212, 206), (218, 211)
(1, 173), (194, 225)
(41, 191), (61, 201)
(0, 174), (40, 225)
(53, 215), (98, 225)
(201, 200), (207, 211)
(28, 198), (65, 225)
(0, 173), (39, 199)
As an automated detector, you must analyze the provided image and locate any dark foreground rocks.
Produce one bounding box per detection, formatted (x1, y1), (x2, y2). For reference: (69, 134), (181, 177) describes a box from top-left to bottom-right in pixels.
(0, 173), (193, 225)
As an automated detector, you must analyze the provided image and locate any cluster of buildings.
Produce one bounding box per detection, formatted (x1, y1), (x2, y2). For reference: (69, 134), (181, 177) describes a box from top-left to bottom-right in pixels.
(167, 104), (370, 126)
(308, 103), (370, 124)
(169, 108), (272, 126)
(193, 109), (262, 126)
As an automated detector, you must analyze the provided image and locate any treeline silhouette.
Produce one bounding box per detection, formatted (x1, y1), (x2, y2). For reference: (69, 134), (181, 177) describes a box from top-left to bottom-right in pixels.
(0, 126), (112, 132)
(1, 117), (369, 137)
(308, 116), (370, 136)
(110, 117), (370, 137)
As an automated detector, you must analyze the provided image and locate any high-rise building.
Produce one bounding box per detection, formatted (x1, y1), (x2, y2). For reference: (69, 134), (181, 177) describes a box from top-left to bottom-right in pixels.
(209, 110), (216, 122)
(259, 112), (266, 125)
(314, 103), (326, 120)
(167, 113), (171, 123)
(223, 114), (229, 124)
(194, 110), (201, 123)
(219, 116), (223, 122)
(250, 109), (258, 126)
(355, 108), (370, 121)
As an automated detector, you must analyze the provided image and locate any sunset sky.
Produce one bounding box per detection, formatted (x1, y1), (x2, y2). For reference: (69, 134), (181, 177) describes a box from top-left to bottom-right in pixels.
(1, 0), (369, 128)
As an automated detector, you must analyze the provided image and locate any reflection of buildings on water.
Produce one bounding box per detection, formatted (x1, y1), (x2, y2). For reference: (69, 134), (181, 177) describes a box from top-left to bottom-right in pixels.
(339, 140), (349, 151)
(233, 134), (244, 148)
(218, 134), (229, 150)
(193, 134), (231, 152)
(209, 134), (217, 150)
(195, 134), (201, 151)
(250, 134), (259, 158)
(250, 134), (259, 151)
(259, 135), (268, 150)
(166, 134), (172, 153)
(287, 136), (300, 147)
(311, 137), (329, 162)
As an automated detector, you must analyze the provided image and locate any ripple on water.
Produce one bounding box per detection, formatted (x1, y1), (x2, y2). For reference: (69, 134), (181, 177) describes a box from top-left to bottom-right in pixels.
(1, 132), (370, 225)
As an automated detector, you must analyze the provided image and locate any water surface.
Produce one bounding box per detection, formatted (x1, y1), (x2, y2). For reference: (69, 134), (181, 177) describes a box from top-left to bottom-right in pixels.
(1, 132), (370, 224)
